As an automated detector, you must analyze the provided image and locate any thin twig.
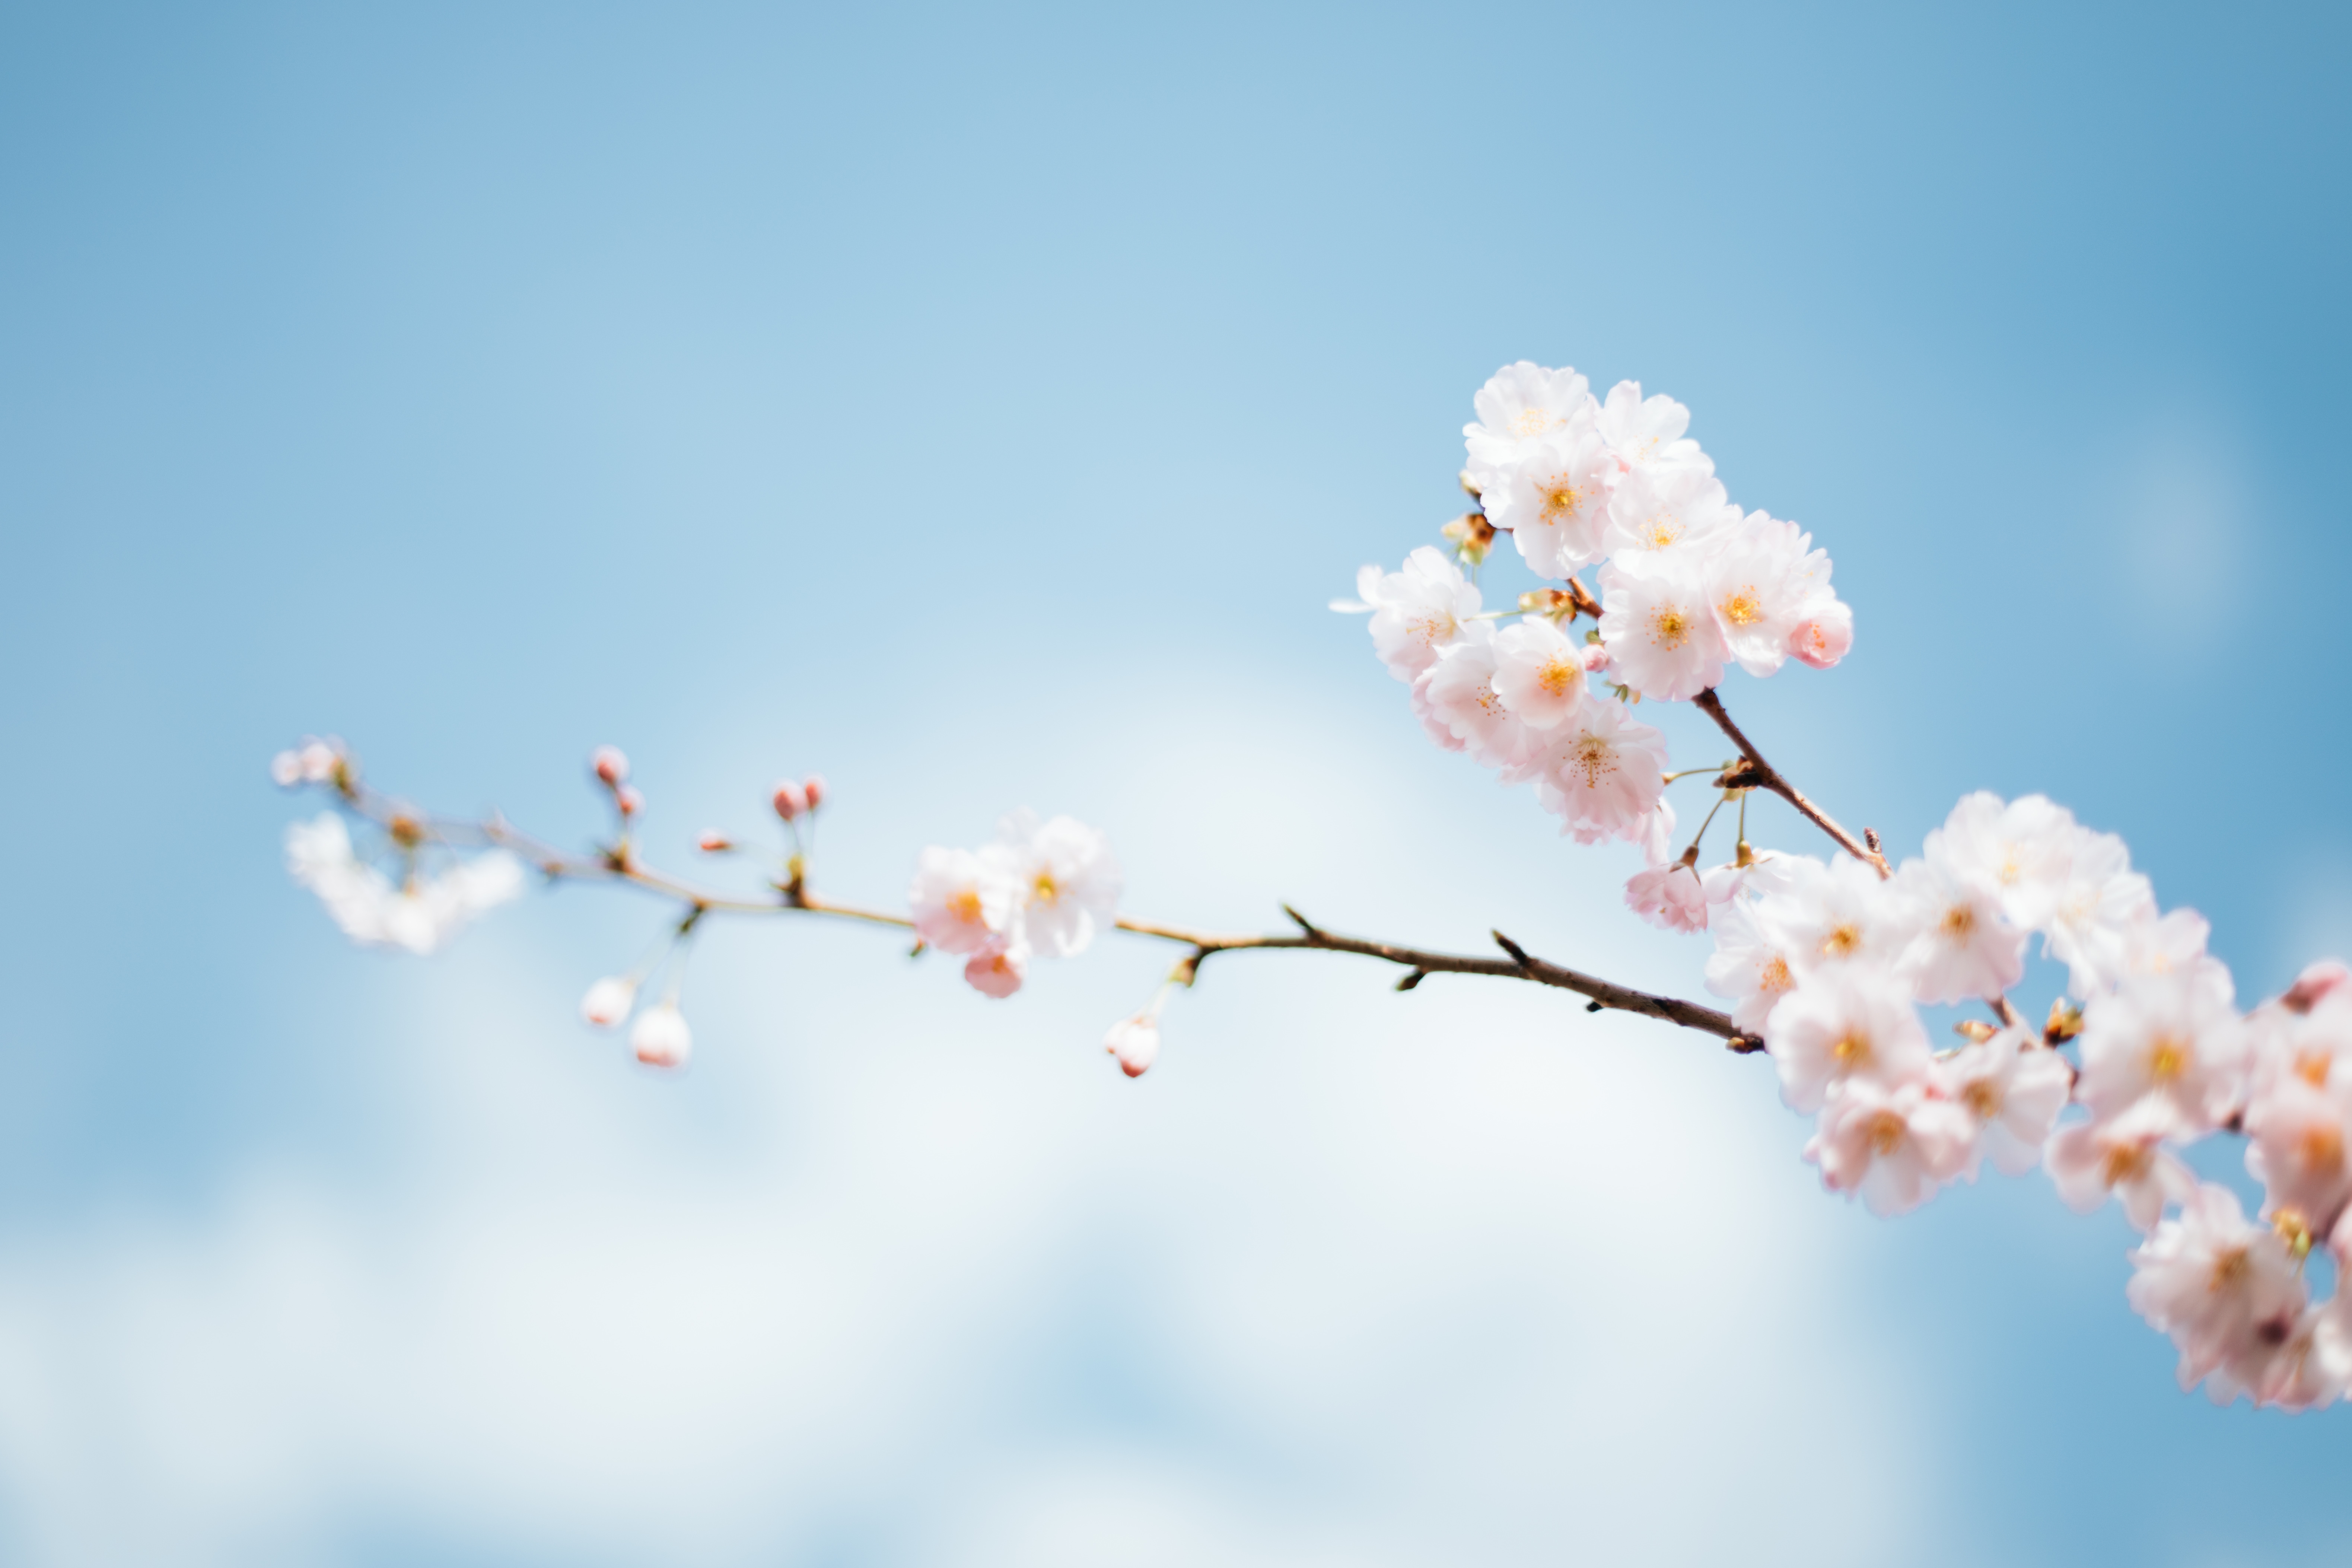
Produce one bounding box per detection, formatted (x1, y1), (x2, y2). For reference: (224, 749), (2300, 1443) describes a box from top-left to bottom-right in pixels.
(1693, 688), (1890, 877)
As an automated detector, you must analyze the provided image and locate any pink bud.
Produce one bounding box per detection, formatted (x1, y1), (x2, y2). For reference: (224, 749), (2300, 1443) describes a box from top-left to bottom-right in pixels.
(802, 774), (827, 811)
(615, 783), (645, 817)
(1104, 1015), (1160, 1078)
(629, 1002), (691, 1068)
(2285, 960), (2352, 1015)
(772, 779), (808, 821)
(697, 830), (733, 853)
(1580, 644), (1614, 674)
(592, 745), (630, 788)
(580, 976), (636, 1028)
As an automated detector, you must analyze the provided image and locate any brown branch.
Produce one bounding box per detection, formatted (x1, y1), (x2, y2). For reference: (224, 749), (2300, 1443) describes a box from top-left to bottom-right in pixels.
(326, 777), (1757, 1054)
(1692, 687), (1890, 877)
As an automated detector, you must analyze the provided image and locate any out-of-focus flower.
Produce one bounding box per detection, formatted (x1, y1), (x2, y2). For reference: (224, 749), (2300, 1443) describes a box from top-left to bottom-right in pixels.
(1936, 1027), (2072, 1176)
(284, 812), (524, 956)
(2045, 1097), (2198, 1231)
(995, 811), (1121, 958)
(2044, 827), (2160, 998)
(630, 1001), (691, 1068)
(1923, 792), (2075, 931)
(2128, 1182), (2310, 1405)
(909, 845), (1019, 956)
(1764, 965), (1933, 1114)
(2076, 969), (2245, 1134)
(964, 940), (1028, 999)
(1888, 857), (2026, 1005)
(1805, 1077), (1975, 1216)
(580, 976), (636, 1028)
(1703, 899), (1800, 1035)
(592, 745), (630, 787)
(1463, 361), (1597, 467)
(1105, 1015), (1161, 1078)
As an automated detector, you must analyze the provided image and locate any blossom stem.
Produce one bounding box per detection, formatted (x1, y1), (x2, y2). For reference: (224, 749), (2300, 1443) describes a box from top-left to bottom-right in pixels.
(1692, 688), (1890, 877)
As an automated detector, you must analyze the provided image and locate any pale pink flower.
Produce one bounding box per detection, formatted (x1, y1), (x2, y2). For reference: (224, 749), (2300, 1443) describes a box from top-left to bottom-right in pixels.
(2127, 1182), (2310, 1405)
(1105, 1015), (1161, 1078)
(1925, 792), (2077, 931)
(2243, 1076), (2352, 1237)
(1596, 380), (1711, 475)
(2247, 986), (2352, 1100)
(1764, 966), (1934, 1114)
(2045, 1097), (2197, 1231)
(1505, 698), (1672, 848)
(284, 813), (525, 957)
(1625, 862), (1709, 934)
(1703, 899), (1801, 1035)
(1703, 512), (1824, 677)
(1407, 676), (1468, 755)
(2043, 827), (2160, 998)
(1936, 1027), (2073, 1176)
(580, 976), (636, 1029)
(1786, 596), (1853, 669)
(1477, 431), (1618, 578)
(1350, 547), (1482, 682)
(1489, 617), (1590, 729)
(964, 940), (1028, 999)
(1888, 857), (2026, 1005)
(1805, 1078), (1976, 1216)
(2076, 969), (2246, 1134)
(592, 745), (629, 787)
(1597, 549), (1729, 702)
(630, 1002), (691, 1069)
(2251, 1299), (2349, 1412)
(1601, 464), (1734, 560)
(1416, 624), (1531, 767)
(1752, 853), (1913, 979)
(908, 845), (1019, 956)
(2283, 959), (2352, 1014)
(1463, 361), (1597, 465)
(995, 811), (1121, 958)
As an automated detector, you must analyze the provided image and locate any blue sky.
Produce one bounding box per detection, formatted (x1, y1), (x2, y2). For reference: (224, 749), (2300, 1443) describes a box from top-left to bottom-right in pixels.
(3, 2), (2350, 1563)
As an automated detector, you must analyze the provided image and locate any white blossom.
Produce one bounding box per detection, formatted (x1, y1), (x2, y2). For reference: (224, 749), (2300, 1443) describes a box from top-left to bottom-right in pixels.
(1503, 697), (1672, 849)
(2075, 968), (2246, 1135)
(1596, 380), (1711, 475)
(1105, 1015), (1161, 1078)
(1596, 549), (1728, 702)
(908, 845), (1019, 957)
(1888, 856), (2026, 1005)
(1463, 361), (1596, 467)
(994, 811), (1122, 958)
(1805, 1077), (1975, 1217)
(1764, 965), (1933, 1114)
(2045, 1097), (2197, 1231)
(1703, 899), (1799, 1035)
(1478, 431), (1619, 579)
(1351, 546), (1481, 682)
(2128, 1182), (2311, 1405)
(1416, 624), (1531, 767)
(284, 812), (524, 957)
(1936, 1027), (2072, 1176)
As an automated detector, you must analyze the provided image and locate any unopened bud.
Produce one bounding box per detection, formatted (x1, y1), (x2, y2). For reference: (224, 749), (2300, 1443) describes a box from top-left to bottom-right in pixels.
(1953, 1019), (1997, 1044)
(270, 750), (303, 787)
(1457, 469), (1482, 500)
(388, 814), (424, 849)
(697, 830), (733, 853)
(2045, 999), (2084, 1043)
(802, 774), (827, 811)
(297, 740), (340, 783)
(2274, 1208), (2316, 1261)
(629, 1001), (691, 1069)
(2283, 960), (2352, 1015)
(1581, 644), (1613, 673)
(592, 745), (630, 788)
(772, 779), (808, 820)
(615, 784), (644, 818)
(580, 976), (636, 1028)
(1104, 1015), (1161, 1078)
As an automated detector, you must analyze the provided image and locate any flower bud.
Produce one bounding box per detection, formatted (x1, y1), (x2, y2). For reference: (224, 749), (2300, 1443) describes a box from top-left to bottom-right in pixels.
(297, 740), (340, 783)
(1580, 645), (1614, 674)
(2284, 960), (2352, 1015)
(592, 745), (630, 788)
(270, 750), (303, 787)
(696, 830), (733, 853)
(772, 779), (809, 821)
(1104, 1015), (1160, 1077)
(630, 1001), (691, 1068)
(580, 976), (636, 1028)
(802, 774), (827, 811)
(615, 784), (644, 818)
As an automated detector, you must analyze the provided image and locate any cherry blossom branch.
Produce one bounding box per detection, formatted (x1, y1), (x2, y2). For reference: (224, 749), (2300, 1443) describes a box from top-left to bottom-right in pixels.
(1692, 687), (1891, 877)
(325, 773), (1757, 1052)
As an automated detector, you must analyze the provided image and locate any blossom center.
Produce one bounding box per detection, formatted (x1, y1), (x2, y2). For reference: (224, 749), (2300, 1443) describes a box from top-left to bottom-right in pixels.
(1537, 659), (1578, 697)
(1640, 515), (1682, 550)
(1408, 611), (1458, 647)
(1821, 922), (1862, 959)
(2301, 1124), (2345, 1175)
(1647, 604), (1691, 649)
(1961, 1078), (2004, 1120)
(1865, 1110), (1906, 1156)
(1831, 1031), (1872, 1070)
(2209, 1247), (2250, 1293)
(1511, 407), (1553, 437)
(1032, 872), (1061, 905)
(1568, 733), (1618, 788)
(1939, 903), (1976, 942)
(1719, 586), (1762, 626)
(2295, 1050), (2332, 1088)
(2147, 1036), (2190, 1083)
(1536, 475), (1582, 523)
(946, 888), (986, 925)
(1759, 955), (1792, 994)
(2100, 1143), (2151, 1189)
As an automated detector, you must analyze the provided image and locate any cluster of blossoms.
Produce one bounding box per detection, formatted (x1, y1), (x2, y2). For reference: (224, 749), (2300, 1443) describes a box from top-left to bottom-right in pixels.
(906, 812), (1123, 1001)
(277, 741), (524, 956)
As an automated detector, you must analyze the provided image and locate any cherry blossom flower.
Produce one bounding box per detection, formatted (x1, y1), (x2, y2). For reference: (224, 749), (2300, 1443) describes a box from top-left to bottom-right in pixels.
(994, 811), (1122, 958)
(2045, 1097), (2198, 1231)
(1936, 1027), (2072, 1176)
(580, 976), (636, 1028)
(1489, 617), (1589, 730)
(1703, 512), (1825, 677)
(1888, 856), (2026, 1005)
(1595, 380), (1711, 475)
(1596, 550), (1729, 702)
(1463, 361), (1596, 466)
(1478, 431), (1619, 579)
(1805, 1077), (1976, 1216)
(1764, 966), (1934, 1114)
(1703, 899), (1801, 1035)
(284, 812), (525, 956)
(630, 1002), (691, 1069)
(1417, 624), (1531, 767)
(1925, 792), (2078, 931)
(2075, 969), (2246, 1134)
(1408, 677), (1468, 755)
(271, 738), (342, 788)
(909, 845), (1018, 955)
(1752, 853), (1913, 979)
(1786, 596), (1853, 669)
(2127, 1182), (2311, 1405)
(1349, 547), (1481, 682)
(2243, 1075), (2352, 1237)
(1504, 698), (1672, 848)
(964, 940), (1028, 999)
(2043, 826), (2160, 998)
(1105, 1014), (1160, 1078)
(1601, 464), (1734, 561)
(1625, 861), (1709, 934)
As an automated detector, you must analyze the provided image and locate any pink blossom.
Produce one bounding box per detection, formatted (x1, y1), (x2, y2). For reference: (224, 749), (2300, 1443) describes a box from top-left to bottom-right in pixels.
(1490, 617), (1589, 729)
(1105, 1015), (1161, 1078)
(1936, 1027), (2073, 1176)
(963, 941), (1028, 999)
(2243, 1076), (2352, 1237)
(1625, 862), (1709, 934)
(1703, 900), (1800, 1035)
(2045, 1097), (2197, 1231)
(1477, 432), (1618, 579)
(1888, 857), (2026, 1005)
(1752, 853), (1913, 980)
(1703, 512), (1824, 678)
(2075, 969), (2246, 1135)
(2043, 826), (2159, 999)
(773, 779), (809, 820)
(1596, 549), (1729, 702)
(592, 745), (629, 787)
(1505, 698), (1671, 849)
(1763, 966), (1933, 1114)
(1352, 547), (1482, 682)
(2284, 959), (2352, 1015)
(1805, 1078), (1976, 1216)
(2127, 1182), (2310, 1405)
(1416, 625), (1532, 767)
(1925, 792), (2076, 931)
(994, 811), (1122, 958)
(908, 845), (1018, 956)
(1601, 463), (1734, 560)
